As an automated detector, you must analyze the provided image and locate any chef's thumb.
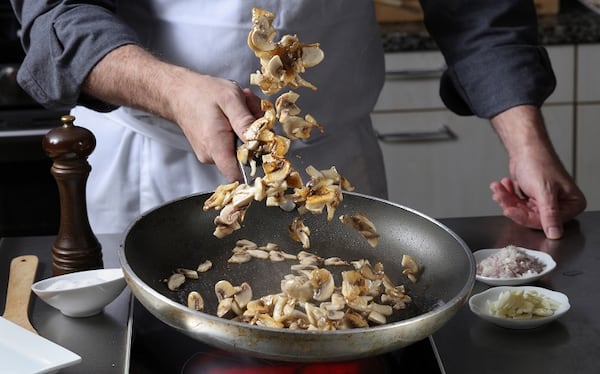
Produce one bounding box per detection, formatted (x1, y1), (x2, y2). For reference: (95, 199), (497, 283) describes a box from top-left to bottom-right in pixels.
(538, 194), (563, 240)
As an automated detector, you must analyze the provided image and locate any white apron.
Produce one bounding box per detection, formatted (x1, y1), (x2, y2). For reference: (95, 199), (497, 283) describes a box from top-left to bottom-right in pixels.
(75, 0), (386, 234)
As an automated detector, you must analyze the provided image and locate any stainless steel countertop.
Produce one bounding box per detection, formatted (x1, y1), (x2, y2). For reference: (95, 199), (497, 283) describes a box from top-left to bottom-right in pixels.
(1, 211), (599, 373)
(434, 211), (600, 374)
(0, 234), (131, 374)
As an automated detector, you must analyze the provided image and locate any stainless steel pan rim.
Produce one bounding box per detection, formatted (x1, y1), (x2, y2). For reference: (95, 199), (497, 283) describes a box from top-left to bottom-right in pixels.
(119, 191), (475, 361)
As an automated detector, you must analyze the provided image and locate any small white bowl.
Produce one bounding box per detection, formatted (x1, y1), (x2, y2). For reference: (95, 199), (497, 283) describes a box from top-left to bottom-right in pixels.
(469, 286), (570, 329)
(474, 247), (556, 286)
(32, 268), (126, 318)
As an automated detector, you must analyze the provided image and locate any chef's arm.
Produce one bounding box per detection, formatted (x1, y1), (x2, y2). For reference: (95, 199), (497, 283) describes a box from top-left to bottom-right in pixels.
(81, 44), (260, 182)
(419, 0), (555, 118)
(9, 0), (135, 111)
(419, 0), (586, 238)
(489, 105), (586, 239)
(9, 0), (259, 182)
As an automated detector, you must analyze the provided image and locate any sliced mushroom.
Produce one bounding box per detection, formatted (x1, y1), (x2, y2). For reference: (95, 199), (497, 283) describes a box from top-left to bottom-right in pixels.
(280, 114), (323, 140)
(340, 213), (380, 248)
(401, 254), (420, 283)
(228, 252), (252, 264)
(281, 275), (313, 302)
(301, 45), (325, 68)
(187, 291), (204, 312)
(203, 182), (239, 211)
(236, 239), (258, 251)
(246, 249), (270, 259)
(176, 268), (199, 280)
(215, 280), (237, 302)
(367, 310), (387, 325)
(196, 260), (213, 273)
(310, 268), (335, 302)
(344, 310), (369, 328)
(234, 282), (253, 309)
(217, 297), (234, 318)
(288, 217), (311, 249)
(166, 273), (186, 291)
(323, 257), (348, 266)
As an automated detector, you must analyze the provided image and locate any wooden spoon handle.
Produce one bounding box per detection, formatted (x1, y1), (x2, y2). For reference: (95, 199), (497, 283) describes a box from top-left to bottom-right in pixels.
(3, 255), (39, 334)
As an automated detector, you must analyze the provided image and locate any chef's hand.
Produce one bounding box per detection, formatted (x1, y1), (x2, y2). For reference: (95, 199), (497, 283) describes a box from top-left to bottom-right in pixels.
(82, 44), (263, 182)
(170, 75), (262, 182)
(489, 105), (586, 239)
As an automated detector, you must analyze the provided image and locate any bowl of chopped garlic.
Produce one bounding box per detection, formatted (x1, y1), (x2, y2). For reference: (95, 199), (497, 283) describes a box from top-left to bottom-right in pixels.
(469, 286), (570, 329)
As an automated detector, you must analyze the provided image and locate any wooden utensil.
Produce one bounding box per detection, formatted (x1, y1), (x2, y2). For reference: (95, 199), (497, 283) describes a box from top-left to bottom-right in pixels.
(2, 255), (39, 334)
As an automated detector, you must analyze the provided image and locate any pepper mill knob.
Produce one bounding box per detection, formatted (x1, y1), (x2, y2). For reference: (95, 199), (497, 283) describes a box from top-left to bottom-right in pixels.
(43, 114), (103, 275)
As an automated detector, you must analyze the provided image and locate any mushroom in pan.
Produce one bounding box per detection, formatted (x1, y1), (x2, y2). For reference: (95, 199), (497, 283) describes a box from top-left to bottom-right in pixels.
(288, 217), (311, 249)
(340, 212), (380, 248)
(187, 291), (204, 312)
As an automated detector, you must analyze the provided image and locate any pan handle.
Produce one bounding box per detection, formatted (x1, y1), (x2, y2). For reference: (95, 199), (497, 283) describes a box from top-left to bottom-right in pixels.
(375, 124), (457, 143)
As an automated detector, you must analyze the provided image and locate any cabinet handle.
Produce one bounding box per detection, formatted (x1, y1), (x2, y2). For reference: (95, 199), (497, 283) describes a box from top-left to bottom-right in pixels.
(385, 67), (445, 80)
(376, 125), (457, 143)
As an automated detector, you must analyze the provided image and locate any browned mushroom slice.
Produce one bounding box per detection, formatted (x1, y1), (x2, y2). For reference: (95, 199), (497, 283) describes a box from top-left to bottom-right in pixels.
(262, 154), (292, 184)
(344, 310), (369, 328)
(247, 7), (324, 95)
(288, 217), (311, 248)
(213, 204), (242, 238)
(203, 181), (239, 211)
(247, 8), (276, 56)
(275, 91), (302, 121)
(339, 213), (380, 248)
(280, 114), (324, 140)
(401, 254), (420, 283)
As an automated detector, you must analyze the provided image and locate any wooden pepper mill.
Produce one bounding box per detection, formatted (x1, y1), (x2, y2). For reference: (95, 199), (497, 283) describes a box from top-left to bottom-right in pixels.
(43, 114), (103, 275)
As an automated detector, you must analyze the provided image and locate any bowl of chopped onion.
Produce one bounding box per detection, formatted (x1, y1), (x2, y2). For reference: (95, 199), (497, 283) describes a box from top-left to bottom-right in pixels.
(474, 246), (556, 286)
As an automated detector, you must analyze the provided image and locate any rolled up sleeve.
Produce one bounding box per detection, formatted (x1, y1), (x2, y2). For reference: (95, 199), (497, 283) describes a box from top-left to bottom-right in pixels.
(11, 1), (140, 111)
(420, 0), (556, 118)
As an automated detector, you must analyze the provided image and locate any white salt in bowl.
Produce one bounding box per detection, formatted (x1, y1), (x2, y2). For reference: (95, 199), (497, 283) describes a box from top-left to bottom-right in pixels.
(474, 247), (556, 286)
(32, 268), (126, 318)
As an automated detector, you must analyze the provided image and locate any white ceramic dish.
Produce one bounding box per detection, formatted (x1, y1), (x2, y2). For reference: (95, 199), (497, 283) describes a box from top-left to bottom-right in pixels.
(469, 286), (570, 329)
(32, 268), (126, 318)
(0, 317), (81, 373)
(474, 247), (556, 286)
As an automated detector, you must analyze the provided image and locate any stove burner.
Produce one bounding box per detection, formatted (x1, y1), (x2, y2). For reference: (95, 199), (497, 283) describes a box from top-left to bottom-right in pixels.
(182, 350), (387, 374)
(129, 300), (442, 374)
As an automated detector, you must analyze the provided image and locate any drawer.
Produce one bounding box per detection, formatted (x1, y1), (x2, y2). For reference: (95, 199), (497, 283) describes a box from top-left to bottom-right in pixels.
(374, 46), (574, 112)
(546, 45), (575, 104)
(576, 44), (600, 102)
(371, 110), (508, 218)
(374, 51), (446, 111)
(370, 105), (573, 218)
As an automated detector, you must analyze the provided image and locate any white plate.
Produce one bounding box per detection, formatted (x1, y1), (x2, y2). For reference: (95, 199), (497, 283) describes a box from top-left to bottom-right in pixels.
(469, 286), (570, 329)
(474, 247), (556, 286)
(0, 317), (81, 373)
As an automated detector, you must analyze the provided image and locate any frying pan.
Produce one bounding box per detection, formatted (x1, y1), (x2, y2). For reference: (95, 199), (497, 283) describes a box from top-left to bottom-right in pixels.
(119, 191), (475, 362)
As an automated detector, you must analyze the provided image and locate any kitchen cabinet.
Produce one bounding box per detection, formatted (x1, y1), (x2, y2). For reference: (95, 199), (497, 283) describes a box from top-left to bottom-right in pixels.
(576, 43), (600, 210)
(371, 46), (575, 218)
